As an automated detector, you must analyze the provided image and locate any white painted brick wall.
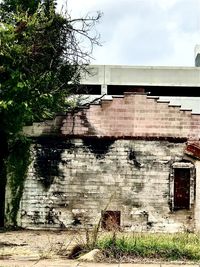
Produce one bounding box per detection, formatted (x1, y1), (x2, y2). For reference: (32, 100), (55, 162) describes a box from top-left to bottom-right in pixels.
(18, 139), (195, 232)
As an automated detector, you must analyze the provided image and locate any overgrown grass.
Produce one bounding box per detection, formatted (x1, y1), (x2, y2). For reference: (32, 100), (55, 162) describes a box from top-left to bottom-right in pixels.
(96, 232), (200, 261)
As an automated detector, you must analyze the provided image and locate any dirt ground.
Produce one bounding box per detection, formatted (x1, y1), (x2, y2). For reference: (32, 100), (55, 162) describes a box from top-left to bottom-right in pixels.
(1, 230), (199, 267)
(0, 229), (86, 264)
(0, 230), (122, 266)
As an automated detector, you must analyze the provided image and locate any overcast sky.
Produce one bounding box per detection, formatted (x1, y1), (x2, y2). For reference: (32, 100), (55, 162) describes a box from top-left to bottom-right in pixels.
(57, 0), (200, 66)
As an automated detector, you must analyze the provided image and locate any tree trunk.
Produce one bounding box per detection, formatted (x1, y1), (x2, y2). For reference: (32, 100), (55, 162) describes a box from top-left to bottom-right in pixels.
(0, 130), (8, 227)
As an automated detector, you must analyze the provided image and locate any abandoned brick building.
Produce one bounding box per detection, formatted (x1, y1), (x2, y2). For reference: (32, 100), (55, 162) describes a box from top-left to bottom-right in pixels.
(3, 54), (200, 232)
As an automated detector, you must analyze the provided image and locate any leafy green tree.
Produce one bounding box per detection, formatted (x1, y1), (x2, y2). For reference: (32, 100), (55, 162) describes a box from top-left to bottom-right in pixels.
(0, 0), (101, 226)
(0, 0), (40, 19)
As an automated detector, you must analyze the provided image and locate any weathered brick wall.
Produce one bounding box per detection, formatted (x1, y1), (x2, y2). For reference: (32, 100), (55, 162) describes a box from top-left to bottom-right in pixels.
(18, 93), (200, 232)
(19, 138), (194, 232)
(61, 94), (200, 140)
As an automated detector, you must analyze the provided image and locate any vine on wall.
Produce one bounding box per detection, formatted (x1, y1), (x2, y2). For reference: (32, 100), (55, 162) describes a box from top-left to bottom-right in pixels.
(5, 138), (31, 227)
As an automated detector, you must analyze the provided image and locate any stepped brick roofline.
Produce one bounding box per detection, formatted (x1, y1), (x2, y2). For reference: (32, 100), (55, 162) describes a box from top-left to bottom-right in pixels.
(60, 92), (200, 141)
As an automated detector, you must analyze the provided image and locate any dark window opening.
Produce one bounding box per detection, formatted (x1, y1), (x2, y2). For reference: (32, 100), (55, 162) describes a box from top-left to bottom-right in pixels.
(148, 86), (200, 97)
(107, 85), (145, 95)
(174, 168), (190, 210)
(73, 84), (101, 95)
(101, 210), (121, 231)
(107, 85), (200, 97)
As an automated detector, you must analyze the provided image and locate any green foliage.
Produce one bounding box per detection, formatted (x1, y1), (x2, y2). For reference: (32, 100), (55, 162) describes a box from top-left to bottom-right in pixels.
(0, 0), (40, 17)
(0, 3), (77, 138)
(0, 0), (100, 140)
(6, 138), (31, 226)
(97, 233), (200, 261)
(0, 0), (101, 226)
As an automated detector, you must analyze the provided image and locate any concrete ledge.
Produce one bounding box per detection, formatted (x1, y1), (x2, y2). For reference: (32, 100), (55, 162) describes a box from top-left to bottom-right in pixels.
(81, 65), (200, 87)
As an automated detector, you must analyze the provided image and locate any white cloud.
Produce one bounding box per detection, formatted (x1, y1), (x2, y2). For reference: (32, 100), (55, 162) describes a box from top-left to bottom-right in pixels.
(57, 0), (200, 66)
(156, 0), (179, 10)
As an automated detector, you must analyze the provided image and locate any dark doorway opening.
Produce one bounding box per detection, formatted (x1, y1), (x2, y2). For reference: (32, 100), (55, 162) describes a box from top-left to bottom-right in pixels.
(101, 210), (121, 231)
(174, 168), (190, 210)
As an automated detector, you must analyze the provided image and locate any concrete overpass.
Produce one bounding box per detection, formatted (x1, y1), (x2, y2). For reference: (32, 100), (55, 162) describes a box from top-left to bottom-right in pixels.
(76, 65), (200, 114)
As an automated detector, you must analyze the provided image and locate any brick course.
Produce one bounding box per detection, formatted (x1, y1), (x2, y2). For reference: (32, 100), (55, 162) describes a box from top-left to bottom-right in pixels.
(61, 94), (200, 140)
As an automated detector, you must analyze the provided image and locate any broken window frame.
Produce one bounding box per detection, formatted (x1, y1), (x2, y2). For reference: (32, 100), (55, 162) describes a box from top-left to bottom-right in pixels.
(169, 162), (195, 211)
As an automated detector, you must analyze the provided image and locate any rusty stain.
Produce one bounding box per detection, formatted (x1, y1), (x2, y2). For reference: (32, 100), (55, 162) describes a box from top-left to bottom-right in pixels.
(101, 211), (121, 231)
(185, 143), (200, 159)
